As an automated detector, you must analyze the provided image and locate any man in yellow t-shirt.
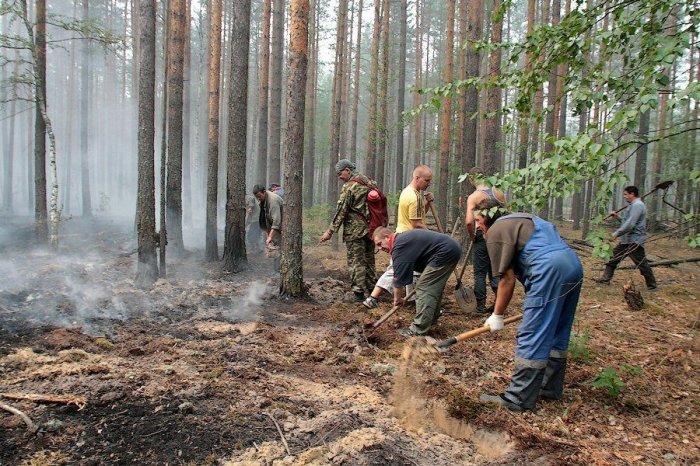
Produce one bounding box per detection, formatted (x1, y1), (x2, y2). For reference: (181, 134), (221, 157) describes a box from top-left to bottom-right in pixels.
(363, 165), (434, 309)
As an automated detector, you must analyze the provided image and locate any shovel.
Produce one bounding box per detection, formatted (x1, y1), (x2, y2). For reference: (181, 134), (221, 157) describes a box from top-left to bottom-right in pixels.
(433, 314), (523, 351)
(429, 204), (476, 313)
(603, 180), (674, 220)
(453, 242), (477, 313)
(369, 289), (417, 330)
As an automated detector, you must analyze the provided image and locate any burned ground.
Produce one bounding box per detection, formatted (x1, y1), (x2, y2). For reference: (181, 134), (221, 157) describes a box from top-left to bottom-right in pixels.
(1, 217), (698, 465)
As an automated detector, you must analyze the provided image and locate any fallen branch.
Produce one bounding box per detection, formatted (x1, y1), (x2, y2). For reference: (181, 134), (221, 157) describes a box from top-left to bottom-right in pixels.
(1, 392), (87, 410)
(264, 411), (291, 456)
(617, 256), (700, 270)
(0, 401), (38, 432)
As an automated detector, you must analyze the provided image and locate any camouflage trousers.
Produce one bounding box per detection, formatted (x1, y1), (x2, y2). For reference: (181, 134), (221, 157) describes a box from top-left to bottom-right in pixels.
(346, 237), (377, 295)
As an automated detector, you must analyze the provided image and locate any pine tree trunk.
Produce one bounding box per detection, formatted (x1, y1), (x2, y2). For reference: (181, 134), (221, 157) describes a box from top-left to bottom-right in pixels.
(303, 0), (317, 207)
(327, 0), (348, 205)
(541, 0), (560, 219)
(376, 0), (389, 188)
(412, 0), (422, 169)
(281, 0), (309, 297)
(166, 0), (186, 255)
(182, 0), (192, 227)
(205, 0), (222, 260)
(438, 0), (455, 223)
(571, 108), (587, 230)
(464, 0), (481, 178)
(80, 0), (92, 218)
(396, 0), (407, 186)
(268, 0), (284, 183)
(222, 0), (251, 273)
(33, 0), (48, 240)
(135, 0), (158, 287)
(256, 0), (272, 185)
(350, 0), (363, 164)
(517, 0), (536, 170)
(482, 0), (502, 176)
(456, 0), (467, 195)
(365, 0), (381, 179)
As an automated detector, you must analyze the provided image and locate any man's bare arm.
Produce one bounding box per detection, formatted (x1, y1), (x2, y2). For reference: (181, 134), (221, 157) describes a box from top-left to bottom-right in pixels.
(465, 194), (478, 240)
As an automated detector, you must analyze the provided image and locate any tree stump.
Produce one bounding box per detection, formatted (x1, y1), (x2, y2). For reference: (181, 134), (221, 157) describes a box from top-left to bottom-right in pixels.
(623, 279), (644, 311)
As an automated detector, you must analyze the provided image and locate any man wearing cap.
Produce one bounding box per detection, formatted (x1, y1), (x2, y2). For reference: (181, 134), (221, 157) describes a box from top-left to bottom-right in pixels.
(253, 184), (283, 274)
(320, 159), (377, 302)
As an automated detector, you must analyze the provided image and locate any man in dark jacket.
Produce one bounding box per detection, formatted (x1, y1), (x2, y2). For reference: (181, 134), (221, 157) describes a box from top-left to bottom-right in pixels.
(373, 227), (461, 336)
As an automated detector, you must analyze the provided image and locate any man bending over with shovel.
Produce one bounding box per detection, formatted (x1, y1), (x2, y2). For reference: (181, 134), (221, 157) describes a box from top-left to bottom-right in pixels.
(373, 227), (461, 337)
(474, 198), (583, 412)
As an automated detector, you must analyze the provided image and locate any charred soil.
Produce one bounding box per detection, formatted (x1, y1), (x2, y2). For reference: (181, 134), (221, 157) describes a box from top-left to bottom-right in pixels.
(1, 217), (698, 465)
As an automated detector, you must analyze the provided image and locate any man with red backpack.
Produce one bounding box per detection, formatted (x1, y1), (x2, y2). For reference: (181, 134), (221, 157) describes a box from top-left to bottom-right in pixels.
(320, 159), (386, 302)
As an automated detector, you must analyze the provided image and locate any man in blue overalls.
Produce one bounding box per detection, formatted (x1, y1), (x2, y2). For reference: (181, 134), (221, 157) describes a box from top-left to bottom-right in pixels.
(474, 198), (583, 412)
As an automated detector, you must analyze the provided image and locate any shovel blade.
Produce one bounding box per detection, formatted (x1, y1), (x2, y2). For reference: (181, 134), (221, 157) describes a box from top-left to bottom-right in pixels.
(454, 283), (477, 313)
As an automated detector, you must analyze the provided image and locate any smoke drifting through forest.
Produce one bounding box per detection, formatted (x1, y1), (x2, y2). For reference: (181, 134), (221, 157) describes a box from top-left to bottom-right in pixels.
(1, 0), (698, 258)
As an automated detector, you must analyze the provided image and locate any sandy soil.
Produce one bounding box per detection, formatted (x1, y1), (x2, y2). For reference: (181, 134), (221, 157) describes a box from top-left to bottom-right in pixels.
(0, 216), (698, 465)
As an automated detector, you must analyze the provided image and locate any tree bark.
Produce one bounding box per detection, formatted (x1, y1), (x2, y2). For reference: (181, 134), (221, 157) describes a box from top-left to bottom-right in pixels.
(327, 0), (348, 205)
(517, 0), (536, 170)
(541, 0), (560, 220)
(412, 0), (422, 169)
(135, 0), (158, 287)
(222, 0), (251, 273)
(268, 0), (284, 184)
(79, 0), (92, 219)
(482, 0), (502, 176)
(205, 0), (222, 260)
(280, 0), (309, 296)
(303, 0), (317, 207)
(166, 0), (186, 255)
(437, 0), (455, 224)
(350, 0), (363, 165)
(396, 0), (407, 186)
(365, 0), (381, 179)
(463, 0), (482, 179)
(376, 0), (390, 188)
(34, 0), (48, 240)
(182, 0), (192, 227)
(256, 0), (272, 185)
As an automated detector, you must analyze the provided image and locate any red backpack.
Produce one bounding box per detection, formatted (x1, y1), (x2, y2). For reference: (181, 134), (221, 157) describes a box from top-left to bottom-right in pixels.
(351, 177), (389, 238)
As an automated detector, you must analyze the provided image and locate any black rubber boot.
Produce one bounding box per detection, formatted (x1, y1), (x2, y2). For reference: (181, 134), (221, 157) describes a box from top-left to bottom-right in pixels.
(540, 357), (567, 400)
(502, 366), (546, 411)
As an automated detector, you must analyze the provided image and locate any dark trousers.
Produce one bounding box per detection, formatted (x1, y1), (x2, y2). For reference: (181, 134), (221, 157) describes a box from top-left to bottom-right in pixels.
(472, 230), (498, 303)
(604, 243), (656, 288)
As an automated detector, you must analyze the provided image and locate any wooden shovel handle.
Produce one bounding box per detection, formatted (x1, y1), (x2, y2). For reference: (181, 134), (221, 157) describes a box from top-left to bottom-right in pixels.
(435, 314), (523, 348)
(428, 203), (444, 233)
(371, 289), (417, 329)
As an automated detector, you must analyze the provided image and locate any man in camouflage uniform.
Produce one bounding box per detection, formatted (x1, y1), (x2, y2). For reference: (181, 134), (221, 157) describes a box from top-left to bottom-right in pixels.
(320, 159), (377, 302)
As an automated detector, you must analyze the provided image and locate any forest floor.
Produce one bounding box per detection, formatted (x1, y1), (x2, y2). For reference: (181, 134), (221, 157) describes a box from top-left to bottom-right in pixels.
(0, 215), (698, 465)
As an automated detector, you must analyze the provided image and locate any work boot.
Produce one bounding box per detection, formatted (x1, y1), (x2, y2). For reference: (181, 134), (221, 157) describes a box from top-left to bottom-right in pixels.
(475, 299), (489, 314)
(488, 365), (546, 411)
(479, 394), (525, 412)
(593, 265), (615, 284)
(539, 356), (567, 400)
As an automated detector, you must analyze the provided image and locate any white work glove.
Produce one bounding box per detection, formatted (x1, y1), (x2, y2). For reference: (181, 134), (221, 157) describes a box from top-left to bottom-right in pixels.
(484, 313), (504, 332)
